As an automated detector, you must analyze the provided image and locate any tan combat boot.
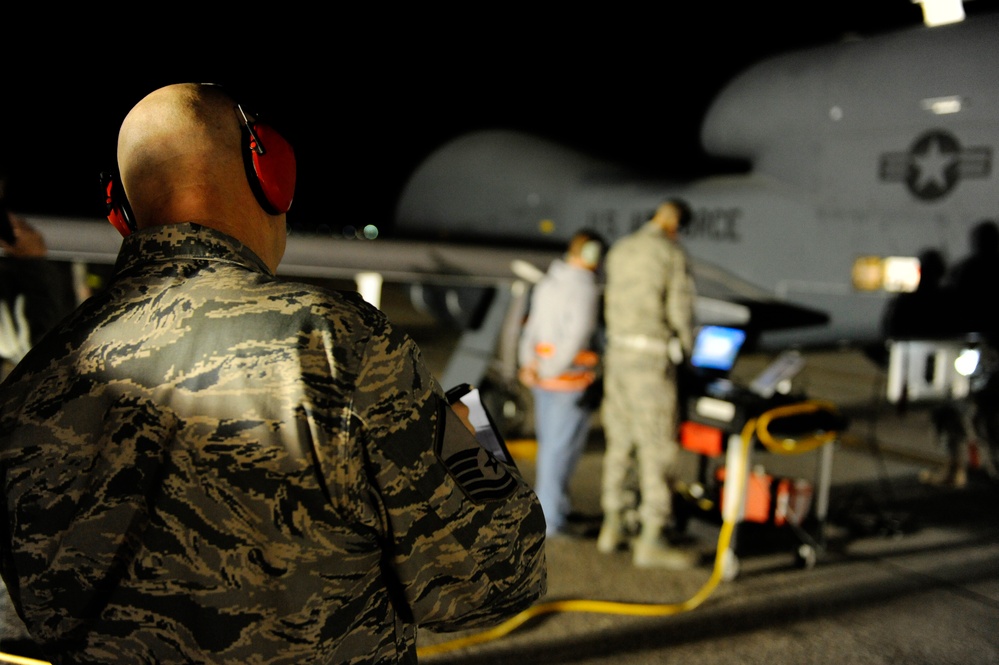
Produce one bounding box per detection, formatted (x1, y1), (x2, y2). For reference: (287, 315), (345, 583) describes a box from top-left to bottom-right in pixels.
(596, 511), (629, 553)
(632, 523), (696, 570)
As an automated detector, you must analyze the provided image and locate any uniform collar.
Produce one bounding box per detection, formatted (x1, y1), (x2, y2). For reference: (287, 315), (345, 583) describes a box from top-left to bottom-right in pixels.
(112, 223), (273, 277)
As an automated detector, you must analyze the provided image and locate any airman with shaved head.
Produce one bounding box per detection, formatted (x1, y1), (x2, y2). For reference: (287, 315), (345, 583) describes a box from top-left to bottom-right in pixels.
(0, 83), (546, 664)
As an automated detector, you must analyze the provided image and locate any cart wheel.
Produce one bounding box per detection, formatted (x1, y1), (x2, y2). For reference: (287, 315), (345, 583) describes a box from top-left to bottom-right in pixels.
(795, 544), (817, 569)
(721, 549), (740, 581)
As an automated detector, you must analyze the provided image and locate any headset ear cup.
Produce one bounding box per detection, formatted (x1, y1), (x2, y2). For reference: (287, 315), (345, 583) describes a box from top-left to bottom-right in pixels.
(580, 240), (602, 269)
(243, 122), (296, 214)
(102, 171), (136, 237)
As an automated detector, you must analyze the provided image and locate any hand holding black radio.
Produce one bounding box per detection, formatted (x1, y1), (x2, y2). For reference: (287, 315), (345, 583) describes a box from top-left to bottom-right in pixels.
(445, 383), (517, 468)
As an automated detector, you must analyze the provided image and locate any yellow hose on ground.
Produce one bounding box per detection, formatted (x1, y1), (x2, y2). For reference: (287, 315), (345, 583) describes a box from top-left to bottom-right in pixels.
(416, 418), (757, 658)
(0, 401), (842, 665)
(754, 400), (841, 455)
(0, 653), (48, 665)
(418, 399), (843, 658)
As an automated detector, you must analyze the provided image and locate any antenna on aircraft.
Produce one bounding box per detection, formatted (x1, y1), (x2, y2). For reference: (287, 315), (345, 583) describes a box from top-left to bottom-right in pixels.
(914, 0), (966, 26)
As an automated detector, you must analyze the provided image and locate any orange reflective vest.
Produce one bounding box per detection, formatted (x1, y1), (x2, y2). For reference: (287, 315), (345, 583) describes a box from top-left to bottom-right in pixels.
(533, 345), (599, 391)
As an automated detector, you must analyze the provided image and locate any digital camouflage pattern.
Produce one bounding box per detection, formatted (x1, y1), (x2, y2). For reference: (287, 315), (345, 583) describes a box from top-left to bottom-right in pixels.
(0, 223), (547, 664)
(600, 221), (696, 526)
(602, 221), (695, 355)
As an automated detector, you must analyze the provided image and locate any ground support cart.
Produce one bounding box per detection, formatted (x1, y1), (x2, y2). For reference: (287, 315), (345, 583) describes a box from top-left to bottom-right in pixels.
(678, 387), (847, 580)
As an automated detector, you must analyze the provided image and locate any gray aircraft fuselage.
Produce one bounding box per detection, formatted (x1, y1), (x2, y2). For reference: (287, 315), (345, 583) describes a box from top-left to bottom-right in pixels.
(393, 15), (999, 351)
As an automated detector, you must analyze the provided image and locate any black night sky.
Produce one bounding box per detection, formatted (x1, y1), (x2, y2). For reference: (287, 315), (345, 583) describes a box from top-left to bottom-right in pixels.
(3, 2), (996, 239)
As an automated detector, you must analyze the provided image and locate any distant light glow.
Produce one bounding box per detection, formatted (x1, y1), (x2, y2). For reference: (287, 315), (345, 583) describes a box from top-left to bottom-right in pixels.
(883, 256), (921, 292)
(921, 95), (963, 115)
(851, 256), (883, 291)
(851, 255), (921, 292)
(955, 348), (980, 376)
(362, 224), (379, 240)
(914, 0), (965, 26)
(539, 219), (556, 234)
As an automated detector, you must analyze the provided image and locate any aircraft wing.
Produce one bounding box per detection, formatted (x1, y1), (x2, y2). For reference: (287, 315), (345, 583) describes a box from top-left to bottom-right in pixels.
(26, 214), (824, 339)
(24, 214), (561, 286)
(690, 259), (829, 334)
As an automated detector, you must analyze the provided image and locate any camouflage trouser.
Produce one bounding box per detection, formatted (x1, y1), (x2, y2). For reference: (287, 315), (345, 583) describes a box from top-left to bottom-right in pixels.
(599, 347), (680, 528)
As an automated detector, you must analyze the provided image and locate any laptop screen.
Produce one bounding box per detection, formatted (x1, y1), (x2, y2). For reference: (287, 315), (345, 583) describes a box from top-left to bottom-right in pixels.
(689, 325), (747, 373)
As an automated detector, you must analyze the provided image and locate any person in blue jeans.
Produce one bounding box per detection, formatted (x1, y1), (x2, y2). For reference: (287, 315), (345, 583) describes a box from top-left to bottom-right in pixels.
(518, 230), (606, 536)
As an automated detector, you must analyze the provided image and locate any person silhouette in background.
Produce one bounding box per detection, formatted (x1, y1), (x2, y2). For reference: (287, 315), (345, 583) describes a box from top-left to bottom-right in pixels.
(885, 227), (999, 489)
(880, 248), (965, 486)
(518, 229), (606, 538)
(922, 221), (999, 487)
(946, 219), (999, 343)
(880, 248), (951, 341)
(0, 176), (77, 380)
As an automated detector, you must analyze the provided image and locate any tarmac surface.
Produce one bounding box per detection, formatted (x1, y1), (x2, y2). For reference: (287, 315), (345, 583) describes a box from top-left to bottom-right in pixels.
(385, 284), (999, 665)
(2, 282), (997, 664)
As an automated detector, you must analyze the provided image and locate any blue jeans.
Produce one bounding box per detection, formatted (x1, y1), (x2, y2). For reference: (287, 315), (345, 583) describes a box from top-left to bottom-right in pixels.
(532, 387), (592, 535)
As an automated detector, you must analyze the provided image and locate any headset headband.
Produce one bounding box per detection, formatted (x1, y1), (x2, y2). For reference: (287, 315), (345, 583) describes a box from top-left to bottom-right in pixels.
(103, 87), (296, 237)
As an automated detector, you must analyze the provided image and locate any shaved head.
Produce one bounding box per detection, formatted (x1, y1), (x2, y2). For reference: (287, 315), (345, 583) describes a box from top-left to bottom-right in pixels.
(116, 83), (287, 271)
(650, 198), (691, 239)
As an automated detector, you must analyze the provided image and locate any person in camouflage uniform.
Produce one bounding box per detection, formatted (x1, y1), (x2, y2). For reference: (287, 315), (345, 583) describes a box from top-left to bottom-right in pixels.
(597, 199), (697, 569)
(0, 83), (546, 664)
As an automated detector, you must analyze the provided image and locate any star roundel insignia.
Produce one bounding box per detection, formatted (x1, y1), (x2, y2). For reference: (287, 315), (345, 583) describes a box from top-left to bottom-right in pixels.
(905, 130), (960, 201)
(879, 129), (991, 203)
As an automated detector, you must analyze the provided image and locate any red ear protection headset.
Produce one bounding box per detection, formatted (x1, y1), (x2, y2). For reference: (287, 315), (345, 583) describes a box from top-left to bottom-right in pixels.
(102, 93), (296, 237)
(101, 170), (136, 237)
(236, 102), (297, 216)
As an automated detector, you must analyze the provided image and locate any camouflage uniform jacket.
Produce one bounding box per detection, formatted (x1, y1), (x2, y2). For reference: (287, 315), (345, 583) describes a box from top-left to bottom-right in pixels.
(0, 223), (547, 664)
(603, 221), (696, 357)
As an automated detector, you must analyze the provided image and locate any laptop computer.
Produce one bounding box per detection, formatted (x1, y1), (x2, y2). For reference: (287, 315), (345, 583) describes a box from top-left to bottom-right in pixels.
(687, 324), (805, 399)
(689, 325), (748, 379)
(682, 325), (749, 428)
